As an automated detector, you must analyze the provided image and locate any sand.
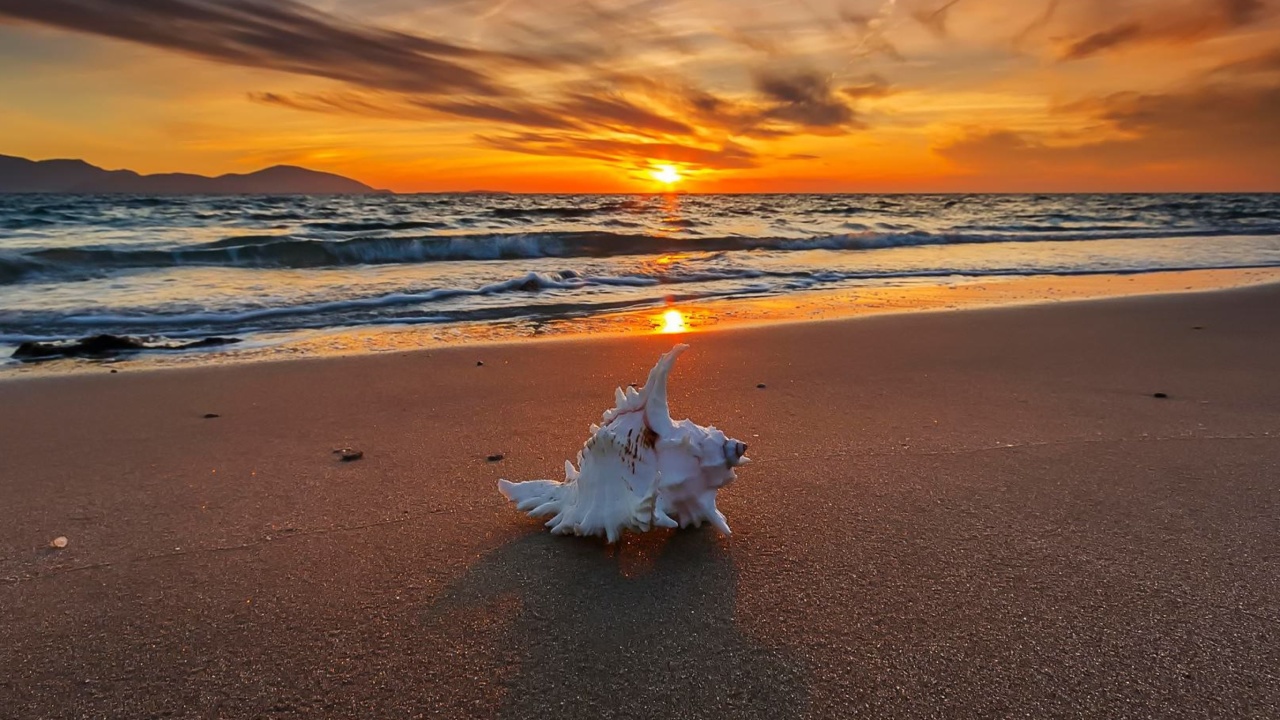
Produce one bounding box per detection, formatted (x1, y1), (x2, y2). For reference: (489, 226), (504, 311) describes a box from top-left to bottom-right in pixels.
(1, 285), (1278, 719)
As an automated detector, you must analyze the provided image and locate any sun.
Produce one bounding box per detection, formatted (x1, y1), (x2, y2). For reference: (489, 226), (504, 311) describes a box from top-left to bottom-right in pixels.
(650, 164), (682, 185)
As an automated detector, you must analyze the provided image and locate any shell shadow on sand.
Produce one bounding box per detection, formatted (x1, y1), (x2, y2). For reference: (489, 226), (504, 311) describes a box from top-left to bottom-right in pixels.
(422, 529), (809, 720)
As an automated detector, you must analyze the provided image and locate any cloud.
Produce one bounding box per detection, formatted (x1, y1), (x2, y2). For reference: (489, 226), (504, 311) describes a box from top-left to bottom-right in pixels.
(477, 132), (761, 169)
(249, 87), (698, 137)
(840, 75), (896, 100)
(1060, 22), (1143, 60)
(754, 70), (858, 129)
(0, 0), (515, 95)
(912, 0), (966, 38)
(1211, 45), (1280, 76)
(936, 80), (1280, 186)
(1058, 0), (1274, 60)
(0, 0), (906, 176)
(423, 98), (586, 131)
(551, 92), (696, 136)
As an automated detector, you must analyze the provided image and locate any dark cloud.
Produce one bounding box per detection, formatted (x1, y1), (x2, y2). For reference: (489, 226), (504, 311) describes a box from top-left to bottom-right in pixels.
(1061, 22), (1143, 60)
(936, 81), (1280, 187)
(552, 93), (696, 136)
(248, 91), (424, 120)
(1223, 0), (1267, 24)
(1058, 0), (1274, 60)
(0, 0), (512, 95)
(250, 87), (694, 136)
(421, 99), (585, 131)
(755, 70), (858, 129)
(250, 90), (582, 131)
(477, 132), (761, 169)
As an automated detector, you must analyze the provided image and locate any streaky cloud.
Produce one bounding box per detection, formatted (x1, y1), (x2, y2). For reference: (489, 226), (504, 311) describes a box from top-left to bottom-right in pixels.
(477, 132), (761, 169)
(0, 0), (512, 95)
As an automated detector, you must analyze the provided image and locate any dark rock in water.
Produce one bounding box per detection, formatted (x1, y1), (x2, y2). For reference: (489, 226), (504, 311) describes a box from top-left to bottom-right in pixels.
(11, 334), (241, 361)
(333, 448), (363, 462)
(487, 453), (505, 462)
(203, 413), (220, 419)
(1153, 392), (1169, 399)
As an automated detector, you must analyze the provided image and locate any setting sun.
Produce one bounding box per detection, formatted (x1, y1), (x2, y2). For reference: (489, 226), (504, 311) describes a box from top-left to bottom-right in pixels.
(650, 165), (682, 186)
(660, 309), (686, 334)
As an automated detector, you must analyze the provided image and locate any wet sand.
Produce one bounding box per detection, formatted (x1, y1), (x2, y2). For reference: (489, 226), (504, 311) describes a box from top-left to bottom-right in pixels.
(2, 285), (1278, 718)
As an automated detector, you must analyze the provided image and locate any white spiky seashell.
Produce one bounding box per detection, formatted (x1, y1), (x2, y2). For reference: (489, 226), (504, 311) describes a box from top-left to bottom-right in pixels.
(497, 344), (749, 543)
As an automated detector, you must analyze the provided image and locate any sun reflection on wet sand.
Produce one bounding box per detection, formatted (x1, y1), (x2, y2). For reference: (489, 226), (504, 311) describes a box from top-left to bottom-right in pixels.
(660, 309), (687, 334)
(11, 268), (1280, 378)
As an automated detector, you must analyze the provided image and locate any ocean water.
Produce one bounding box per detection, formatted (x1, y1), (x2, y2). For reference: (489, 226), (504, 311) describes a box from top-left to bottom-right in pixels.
(2, 193), (1279, 361)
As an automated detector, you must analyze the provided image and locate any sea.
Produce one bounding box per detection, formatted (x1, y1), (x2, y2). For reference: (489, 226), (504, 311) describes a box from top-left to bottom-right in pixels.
(2, 193), (1279, 365)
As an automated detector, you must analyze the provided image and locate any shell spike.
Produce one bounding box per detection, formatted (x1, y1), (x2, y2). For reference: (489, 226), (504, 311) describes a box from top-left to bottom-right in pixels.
(709, 509), (732, 536)
(642, 344), (688, 436)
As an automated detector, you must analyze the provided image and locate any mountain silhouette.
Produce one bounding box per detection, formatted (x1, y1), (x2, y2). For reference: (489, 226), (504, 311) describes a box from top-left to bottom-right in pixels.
(0, 154), (386, 194)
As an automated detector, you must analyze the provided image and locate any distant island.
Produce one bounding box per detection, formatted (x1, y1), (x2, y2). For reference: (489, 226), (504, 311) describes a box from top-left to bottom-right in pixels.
(0, 154), (387, 195)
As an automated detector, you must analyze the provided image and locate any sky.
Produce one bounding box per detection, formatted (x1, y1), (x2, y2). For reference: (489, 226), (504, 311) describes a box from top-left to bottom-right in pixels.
(1, 0), (1279, 192)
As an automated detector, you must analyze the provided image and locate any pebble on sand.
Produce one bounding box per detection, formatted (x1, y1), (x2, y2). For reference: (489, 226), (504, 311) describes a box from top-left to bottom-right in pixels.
(487, 453), (505, 462)
(334, 448), (364, 462)
(50, 536), (68, 549)
(203, 413), (220, 419)
(757, 383), (767, 389)
(476, 361), (484, 366)
(1153, 392), (1169, 399)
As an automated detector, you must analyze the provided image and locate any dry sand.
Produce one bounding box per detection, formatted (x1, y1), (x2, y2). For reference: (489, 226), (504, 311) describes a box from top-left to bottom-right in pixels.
(2, 285), (1278, 719)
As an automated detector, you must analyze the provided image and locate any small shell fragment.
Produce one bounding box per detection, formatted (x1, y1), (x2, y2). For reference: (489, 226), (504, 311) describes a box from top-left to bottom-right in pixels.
(50, 536), (68, 549)
(333, 448), (364, 462)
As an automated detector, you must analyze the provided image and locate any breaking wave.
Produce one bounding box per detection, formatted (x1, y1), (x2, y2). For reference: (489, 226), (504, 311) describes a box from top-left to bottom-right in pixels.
(7, 226), (1280, 283)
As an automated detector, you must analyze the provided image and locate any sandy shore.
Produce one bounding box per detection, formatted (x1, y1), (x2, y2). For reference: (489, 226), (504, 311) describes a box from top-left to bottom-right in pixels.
(2, 285), (1278, 718)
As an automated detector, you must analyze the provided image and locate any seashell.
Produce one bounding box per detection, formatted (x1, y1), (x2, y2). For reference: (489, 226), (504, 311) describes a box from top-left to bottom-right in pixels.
(498, 344), (749, 543)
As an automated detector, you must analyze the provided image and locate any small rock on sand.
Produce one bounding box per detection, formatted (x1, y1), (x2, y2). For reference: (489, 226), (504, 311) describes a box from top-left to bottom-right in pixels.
(487, 453), (505, 462)
(1153, 392), (1169, 399)
(50, 536), (68, 549)
(757, 383), (767, 389)
(476, 361), (484, 366)
(203, 413), (220, 419)
(334, 448), (364, 462)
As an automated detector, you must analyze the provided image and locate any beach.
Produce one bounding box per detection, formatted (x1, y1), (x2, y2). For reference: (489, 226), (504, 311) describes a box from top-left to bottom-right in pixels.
(2, 284), (1278, 718)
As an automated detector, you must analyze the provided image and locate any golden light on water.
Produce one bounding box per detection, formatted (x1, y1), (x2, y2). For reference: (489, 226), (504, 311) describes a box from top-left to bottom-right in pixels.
(660, 309), (687, 333)
(650, 164), (681, 185)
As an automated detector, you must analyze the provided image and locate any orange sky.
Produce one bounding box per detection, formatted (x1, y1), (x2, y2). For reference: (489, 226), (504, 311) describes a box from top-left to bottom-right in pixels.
(1, 0), (1279, 192)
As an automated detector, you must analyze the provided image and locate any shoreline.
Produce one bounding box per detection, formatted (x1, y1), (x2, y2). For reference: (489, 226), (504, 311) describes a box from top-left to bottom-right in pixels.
(5, 265), (1280, 380)
(2, 283), (1277, 717)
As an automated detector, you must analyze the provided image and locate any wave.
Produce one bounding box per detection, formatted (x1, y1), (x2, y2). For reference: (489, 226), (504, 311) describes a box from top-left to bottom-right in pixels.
(4, 226), (1280, 283)
(304, 219), (452, 232)
(9, 260), (1280, 342)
